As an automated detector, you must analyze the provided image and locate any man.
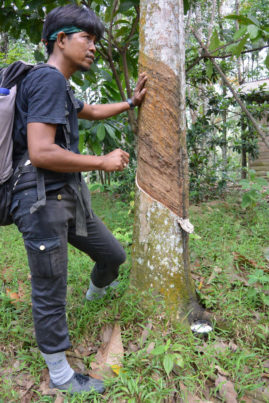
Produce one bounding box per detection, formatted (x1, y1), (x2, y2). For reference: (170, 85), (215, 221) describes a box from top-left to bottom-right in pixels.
(11, 4), (147, 395)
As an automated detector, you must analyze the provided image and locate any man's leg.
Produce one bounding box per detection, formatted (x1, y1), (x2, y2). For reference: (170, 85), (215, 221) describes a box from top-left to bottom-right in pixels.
(68, 212), (126, 299)
(11, 187), (105, 393)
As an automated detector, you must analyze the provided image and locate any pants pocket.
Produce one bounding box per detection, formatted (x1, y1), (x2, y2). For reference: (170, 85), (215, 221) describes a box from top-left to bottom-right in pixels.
(25, 237), (64, 278)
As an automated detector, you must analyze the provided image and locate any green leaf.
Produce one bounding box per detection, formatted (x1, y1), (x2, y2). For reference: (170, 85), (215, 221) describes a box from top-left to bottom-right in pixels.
(151, 345), (167, 356)
(183, 0), (191, 15)
(163, 354), (174, 376)
(92, 141), (102, 156)
(190, 233), (201, 240)
(114, 26), (129, 39)
(171, 344), (182, 352)
(262, 295), (269, 306)
(232, 35), (248, 57)
(247, 15), (260, 27)
(249, 169), (256, 181)
(78, 132), (85, 153)
(206, 61), (213, 79)
(166, 339), (171, 348)
(33, 49), (45, 62)
(209, 29), (221, 52)
(90, 183), (105, 192)
(174, 354), (184, 368)
(233, 26), (247, 40)
(100, 69), (113, 82)
(225, 14), (258, 26)
(247, 25), (259, 40)
(248, 189), (258, 201)
(241, 193), (252, 209)
(104, 123), (117, 141)
(118, 0), (138, 13)
(97, 124), (106, 141)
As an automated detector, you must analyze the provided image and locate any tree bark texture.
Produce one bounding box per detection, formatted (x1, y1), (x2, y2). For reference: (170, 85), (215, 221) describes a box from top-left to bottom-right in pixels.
(132, 0), (195, 316)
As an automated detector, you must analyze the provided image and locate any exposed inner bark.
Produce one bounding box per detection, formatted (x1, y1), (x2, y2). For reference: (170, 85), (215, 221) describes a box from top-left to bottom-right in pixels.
(137, 54), (185, 217)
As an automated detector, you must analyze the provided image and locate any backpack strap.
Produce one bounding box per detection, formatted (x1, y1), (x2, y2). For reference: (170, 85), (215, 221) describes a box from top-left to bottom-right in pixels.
(0, 61), (34, 88)
(13, 67), (72, 215)
(28, 75), (73, 215)
(64, 80), (94, 235)
(29, 168), (46, 214)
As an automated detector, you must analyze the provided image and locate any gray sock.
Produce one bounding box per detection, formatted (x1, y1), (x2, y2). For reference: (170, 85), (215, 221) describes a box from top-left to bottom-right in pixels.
(41, 351), (74, 386)
(86, 280), (119, 301)
(86, 281), (106, 301)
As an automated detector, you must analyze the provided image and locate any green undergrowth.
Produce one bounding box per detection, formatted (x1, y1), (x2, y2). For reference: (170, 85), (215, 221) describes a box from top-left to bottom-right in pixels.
(0, 191), (268, 402)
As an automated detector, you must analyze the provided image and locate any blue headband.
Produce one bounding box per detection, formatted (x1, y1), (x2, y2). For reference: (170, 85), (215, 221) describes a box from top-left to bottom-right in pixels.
(48, 26), (83, 41)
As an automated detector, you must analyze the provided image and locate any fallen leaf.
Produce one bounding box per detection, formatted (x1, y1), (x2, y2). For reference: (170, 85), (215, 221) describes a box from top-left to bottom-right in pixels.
(140, 320), (153, 346)
(20, 395), (33, 403)
(252, 311), (261, 321)
(228, 341), (238, 353)
(215, 374), (238, 403)
(18, 280), (27, 301)
(67, 354), (86, 373)
(6, 288), (19, 304)
(211, 341), (229, 353)
(146, 342), (155, 354)
(263, 360), (269, 369)
(54, 395), (64, 403)
(39, 381), (56, 396)
(90, 323), (124, 380)
(111, 364), (122, 375)
(101, 323), (114, 343)
(128, 342), (139, 353)
(242, 386), (269, 402)
(198, 277), (205, 290)
(215, 365), (229, 377)
(233, 252), (269, 273)
(207, 267), (222, 285)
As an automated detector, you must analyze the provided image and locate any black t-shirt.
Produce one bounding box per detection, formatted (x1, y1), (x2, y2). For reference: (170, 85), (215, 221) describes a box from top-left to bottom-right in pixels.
(13, 65), (84, 192)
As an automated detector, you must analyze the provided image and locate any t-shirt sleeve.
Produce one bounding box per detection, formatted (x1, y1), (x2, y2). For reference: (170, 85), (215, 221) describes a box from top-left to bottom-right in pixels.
(25, 68), (67, 125)
(76, 99), (84, 113)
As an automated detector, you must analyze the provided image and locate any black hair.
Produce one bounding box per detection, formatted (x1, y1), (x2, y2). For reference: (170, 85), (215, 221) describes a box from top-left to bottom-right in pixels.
(42, 4), (104, 55)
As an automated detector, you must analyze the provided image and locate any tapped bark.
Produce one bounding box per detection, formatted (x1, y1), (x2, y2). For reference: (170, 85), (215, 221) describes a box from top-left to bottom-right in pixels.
(131, 0), (201, 320)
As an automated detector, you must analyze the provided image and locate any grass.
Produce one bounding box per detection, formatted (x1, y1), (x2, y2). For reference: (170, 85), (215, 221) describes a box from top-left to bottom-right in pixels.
(0, 190), (268, 402)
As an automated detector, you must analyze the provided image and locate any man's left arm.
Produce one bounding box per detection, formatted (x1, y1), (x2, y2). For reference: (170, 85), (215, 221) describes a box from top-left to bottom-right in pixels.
(78, 72), (147, 120)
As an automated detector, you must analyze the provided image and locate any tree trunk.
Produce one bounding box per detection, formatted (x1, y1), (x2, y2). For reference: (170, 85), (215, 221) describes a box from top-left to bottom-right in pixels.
(222, 82), (228, 177)
(0, 32), (9, 56)
(131, 0), (199, 319)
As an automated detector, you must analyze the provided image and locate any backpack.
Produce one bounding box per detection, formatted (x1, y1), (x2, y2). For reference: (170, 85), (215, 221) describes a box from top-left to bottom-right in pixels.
(0, 61), (35, 225)
(0, 61), (76, 226)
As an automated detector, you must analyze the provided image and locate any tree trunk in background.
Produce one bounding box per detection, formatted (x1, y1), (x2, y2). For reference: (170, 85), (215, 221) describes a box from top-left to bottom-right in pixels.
(222, 82), (228, 177)
(0, 32), (9, 56)
(235, 0), (246, 179)
(132, 0), (199, 320)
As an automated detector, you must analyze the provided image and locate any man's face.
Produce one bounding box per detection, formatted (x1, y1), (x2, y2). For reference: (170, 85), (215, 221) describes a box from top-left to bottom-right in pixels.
(63, 31), (97, 72)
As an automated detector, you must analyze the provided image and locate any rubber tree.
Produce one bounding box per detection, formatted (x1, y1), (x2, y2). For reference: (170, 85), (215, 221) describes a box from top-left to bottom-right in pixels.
(132, 0), (201, 320)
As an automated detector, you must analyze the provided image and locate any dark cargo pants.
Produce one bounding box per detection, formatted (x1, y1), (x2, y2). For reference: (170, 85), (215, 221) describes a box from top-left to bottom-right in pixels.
(11, 185), (126, 354)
